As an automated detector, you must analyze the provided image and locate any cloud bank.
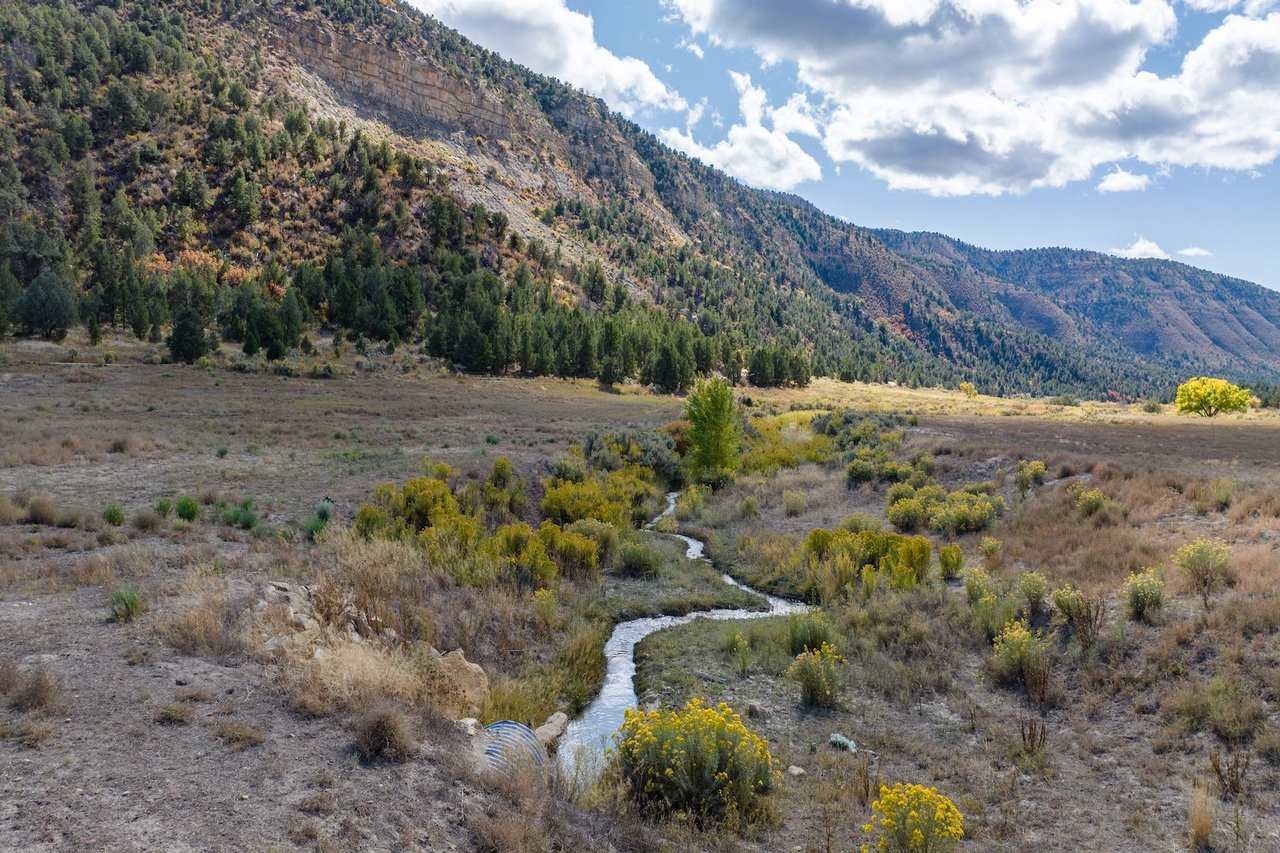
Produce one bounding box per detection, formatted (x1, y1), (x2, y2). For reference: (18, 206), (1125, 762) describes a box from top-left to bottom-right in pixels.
(412, 0), (686, 116)
(662, 0), (1280, 195)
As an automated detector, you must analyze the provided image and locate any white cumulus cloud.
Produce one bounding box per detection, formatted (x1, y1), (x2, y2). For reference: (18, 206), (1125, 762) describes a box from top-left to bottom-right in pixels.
(659, 72), (822, 190)
(1178, 246), (1214, 257)
(1096, 167), (1152, 192)
(662, 0), (1280, 196)
(412, 0), (686, 117)
(1111, 236), (1170, 259)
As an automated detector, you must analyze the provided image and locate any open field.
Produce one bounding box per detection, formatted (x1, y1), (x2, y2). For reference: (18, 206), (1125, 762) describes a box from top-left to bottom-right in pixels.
(2, 353), (1279, 851)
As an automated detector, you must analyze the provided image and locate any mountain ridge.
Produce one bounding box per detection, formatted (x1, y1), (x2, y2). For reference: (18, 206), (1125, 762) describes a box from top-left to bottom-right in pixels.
(1, 0), (1276, 397)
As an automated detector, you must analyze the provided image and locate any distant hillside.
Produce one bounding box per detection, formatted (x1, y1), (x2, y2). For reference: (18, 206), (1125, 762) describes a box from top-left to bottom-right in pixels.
(2, 0), (1276, 397)
(874, 230), (1280, 377)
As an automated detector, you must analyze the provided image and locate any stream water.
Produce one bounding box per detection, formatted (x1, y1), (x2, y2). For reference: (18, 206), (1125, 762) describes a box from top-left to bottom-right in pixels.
(557, 493), (809, 778)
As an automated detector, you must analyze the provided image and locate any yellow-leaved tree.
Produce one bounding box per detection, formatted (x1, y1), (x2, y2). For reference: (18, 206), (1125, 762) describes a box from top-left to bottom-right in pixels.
(1174, 377), (1250, 417)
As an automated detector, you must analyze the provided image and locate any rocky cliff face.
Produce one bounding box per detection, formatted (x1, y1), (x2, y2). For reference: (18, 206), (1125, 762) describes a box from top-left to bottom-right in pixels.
(282, 21), (518, 140)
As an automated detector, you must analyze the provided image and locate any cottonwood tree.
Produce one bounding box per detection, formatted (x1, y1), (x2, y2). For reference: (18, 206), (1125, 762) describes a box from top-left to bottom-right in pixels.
(684, 377), (740, 485)
(1175, 377), (1250, 417)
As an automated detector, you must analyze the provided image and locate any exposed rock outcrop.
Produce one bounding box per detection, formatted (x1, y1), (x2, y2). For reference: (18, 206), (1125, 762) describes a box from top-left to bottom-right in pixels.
(282, 22), (517, 140)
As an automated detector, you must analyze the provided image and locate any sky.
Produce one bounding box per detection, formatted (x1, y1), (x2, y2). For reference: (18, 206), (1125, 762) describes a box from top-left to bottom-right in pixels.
(411, 1), (1280, 290)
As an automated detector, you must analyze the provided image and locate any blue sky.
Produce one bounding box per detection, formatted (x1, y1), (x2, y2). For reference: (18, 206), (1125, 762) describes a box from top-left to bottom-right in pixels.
(414, 1), (1280, 290)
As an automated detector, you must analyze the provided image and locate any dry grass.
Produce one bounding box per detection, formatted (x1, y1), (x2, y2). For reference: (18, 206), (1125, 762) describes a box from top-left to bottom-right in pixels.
(0, 495), (21, 523)
(0, 718), (55, 748)
(0, 658), (18, 694)
(1188, 778), (1216, 850)
(351, 704), (416, 763)
(157, 575), (248, 658)
(9, 667), (64, 713)
(996, 483), (1169, 591)
(212, 719), (265, 749)
(154, 704), (194, 725)
(286, 638), (458, 717)
(297, 792), (336, 815)
(176, 686), (211, 702)
(23, 494), (60, 526)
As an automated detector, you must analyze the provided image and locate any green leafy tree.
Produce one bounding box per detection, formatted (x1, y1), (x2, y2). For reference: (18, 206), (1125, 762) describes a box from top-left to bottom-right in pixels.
(0, 265), (19, 336)
(167, 304), (209, 364)
(684, 377), (740, 483)
(16, 267), (78, 340)
(1175, 377), (1251, 417)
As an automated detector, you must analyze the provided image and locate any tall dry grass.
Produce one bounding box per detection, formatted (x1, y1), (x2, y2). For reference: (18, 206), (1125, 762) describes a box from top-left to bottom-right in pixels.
(1188, 778), (1216, 850)
(157, 575), (249, 658)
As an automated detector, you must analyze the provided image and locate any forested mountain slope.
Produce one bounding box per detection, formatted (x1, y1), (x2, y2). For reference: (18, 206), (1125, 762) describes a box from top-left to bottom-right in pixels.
(1, 0), (1275, 397)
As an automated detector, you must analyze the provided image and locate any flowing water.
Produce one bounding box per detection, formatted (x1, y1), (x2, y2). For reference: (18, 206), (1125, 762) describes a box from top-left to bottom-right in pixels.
(558, 493), (809, 778)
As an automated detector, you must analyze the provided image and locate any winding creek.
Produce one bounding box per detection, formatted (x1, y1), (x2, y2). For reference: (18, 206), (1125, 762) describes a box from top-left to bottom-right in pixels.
(558, 493), (809, 777)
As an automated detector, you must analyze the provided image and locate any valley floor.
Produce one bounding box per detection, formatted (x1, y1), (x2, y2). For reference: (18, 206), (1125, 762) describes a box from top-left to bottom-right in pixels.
(1, 349), (1278, 851)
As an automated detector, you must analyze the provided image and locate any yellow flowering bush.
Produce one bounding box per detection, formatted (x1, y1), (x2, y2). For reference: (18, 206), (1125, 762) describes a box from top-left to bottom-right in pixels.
(862, 783), (964, 852)
(991, 619), (1049, 687)
(1122, 567), (1165, 621)
(786, 642), (845, 708)
(612, 697), (776, 821)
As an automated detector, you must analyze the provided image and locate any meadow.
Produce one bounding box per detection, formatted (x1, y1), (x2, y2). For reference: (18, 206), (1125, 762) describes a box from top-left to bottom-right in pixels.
(1, 333), (1278, 851)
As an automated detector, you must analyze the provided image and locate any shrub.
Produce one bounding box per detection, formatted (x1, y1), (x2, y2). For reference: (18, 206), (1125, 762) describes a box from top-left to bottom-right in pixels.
(1174, 537), (1232, 610)
(1075, 488), (1106, 518)
(1169, 674), (1266, 744)
(1051, 584), (1085, 622)
(25, 495), (58, 526)
(540, 478), (626, 527)
(1019, 572), (1048, 614)
(538, 521), (599, 580)
(782, 489), (807, 517)
(1014, 460), (1048, 496)
(937, 544), (963, 580)
(737, 496), (760, 520)
(928, 492), (1001, 537)
(973, 593), (1019, 641)
(862, 783), (964, 853)
(132, 509), (162, 532)
(175, 495), (200, 522)
(877, 460), (913, 483)
(613, 698), (775, 822)
(1142, 399), (1163, 413)
(846, 460), (876, 486)
(786, 642), (844, 708)
(1190, 479), (1234, 514)
(1123, 568), (1165, 621)
(154, 498), (173, 518)
(963, 566), (991, 605)
(221, 499), (260, 531)
(727, 631), (750, 676)
(674, 485), (709, 520)
(353, 705), (415, 763)
(110, 586), (143, 623)
(886, 497), (927, 532)
(102, 502), (125, 526)
(838, 513), (883, 534)
(566, 518), (620, 565)
(787, 613), (837, 655)
(616, 540), (662, 579)
(315, 500), (334, 523)
(979, 536), (1002, 566)
(991, 621), (1050, 691)
(302, 517), (327, 542)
